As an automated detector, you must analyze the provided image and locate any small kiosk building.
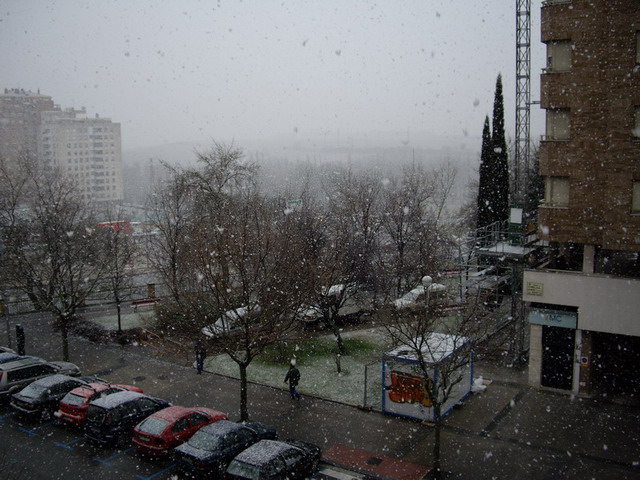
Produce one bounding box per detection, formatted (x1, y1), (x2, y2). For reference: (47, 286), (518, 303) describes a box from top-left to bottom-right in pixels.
(381, 333), (473, 422)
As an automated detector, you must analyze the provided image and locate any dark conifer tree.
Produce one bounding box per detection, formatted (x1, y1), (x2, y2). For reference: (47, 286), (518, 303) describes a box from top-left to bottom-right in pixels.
(477, 116), (493, 230)
(491, 74), (510, 224)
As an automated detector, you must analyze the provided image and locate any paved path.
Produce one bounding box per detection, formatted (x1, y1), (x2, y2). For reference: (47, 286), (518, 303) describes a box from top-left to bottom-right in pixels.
(5, 312), (640, 479)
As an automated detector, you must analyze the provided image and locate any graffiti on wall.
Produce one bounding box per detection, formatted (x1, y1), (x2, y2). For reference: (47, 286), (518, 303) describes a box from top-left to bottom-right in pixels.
(387, 370), (434, 407)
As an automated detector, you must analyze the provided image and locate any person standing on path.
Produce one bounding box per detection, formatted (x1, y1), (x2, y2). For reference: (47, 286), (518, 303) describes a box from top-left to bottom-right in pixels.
(284, 359), (301, 399)
(194, 340), (207, 374)
(16, 324), (25, 356)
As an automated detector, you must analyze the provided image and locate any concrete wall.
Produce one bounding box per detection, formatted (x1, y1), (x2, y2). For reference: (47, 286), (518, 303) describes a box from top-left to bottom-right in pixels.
(524, 269), (640, 336)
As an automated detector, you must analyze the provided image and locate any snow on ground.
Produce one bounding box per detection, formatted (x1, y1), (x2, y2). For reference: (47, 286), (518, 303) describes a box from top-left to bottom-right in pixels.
(205, 327), (392, 408)
(90, 311), (154, 331)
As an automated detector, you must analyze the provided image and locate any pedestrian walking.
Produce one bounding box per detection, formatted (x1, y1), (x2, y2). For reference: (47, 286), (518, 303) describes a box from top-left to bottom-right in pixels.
(16, 324), (25, 356)
(284, 359), (301, 400)
(194, 339), (207, 374)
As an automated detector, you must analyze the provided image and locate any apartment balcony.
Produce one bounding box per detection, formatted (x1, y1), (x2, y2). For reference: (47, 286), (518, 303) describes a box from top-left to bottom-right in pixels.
(523, 268), (640, 336)
(541, 1), (575, 43)
(540, 72), (574, 109)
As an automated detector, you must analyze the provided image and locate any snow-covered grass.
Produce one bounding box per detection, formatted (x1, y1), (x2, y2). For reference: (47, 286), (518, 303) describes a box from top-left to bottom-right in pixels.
(204, 328), (393, 408)
(90, 311), (155, 331)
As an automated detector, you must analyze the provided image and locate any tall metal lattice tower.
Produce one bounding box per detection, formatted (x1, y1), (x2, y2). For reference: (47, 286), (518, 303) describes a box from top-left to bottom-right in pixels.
(514, 0), (531, 201)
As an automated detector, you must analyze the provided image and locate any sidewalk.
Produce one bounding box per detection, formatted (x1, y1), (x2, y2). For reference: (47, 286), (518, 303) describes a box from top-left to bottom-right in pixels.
(8, 312), (640, 480)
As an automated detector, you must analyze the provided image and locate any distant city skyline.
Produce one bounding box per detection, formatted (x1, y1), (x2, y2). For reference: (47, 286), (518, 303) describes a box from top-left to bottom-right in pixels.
(0, 0), (545, 153)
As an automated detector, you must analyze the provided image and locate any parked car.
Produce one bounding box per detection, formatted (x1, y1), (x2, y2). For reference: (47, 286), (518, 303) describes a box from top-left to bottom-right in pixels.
(10, 374), (94, 421)
(55, 382), (143, 427)
(132, 405), (228, 456)
(201, 305), (262, 338)
(226, 439), (321, 480)
(84, 391), (170, 446)
(0, 346), (16, 354)
(0, 357), (80, 404)
(0, 352), (22, 364)
(174, 420), (277, 476)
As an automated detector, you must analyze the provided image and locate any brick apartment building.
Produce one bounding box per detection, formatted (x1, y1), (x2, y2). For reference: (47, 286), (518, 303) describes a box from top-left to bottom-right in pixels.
(523, 0), (640, 398)
(0, 89), (124, 202)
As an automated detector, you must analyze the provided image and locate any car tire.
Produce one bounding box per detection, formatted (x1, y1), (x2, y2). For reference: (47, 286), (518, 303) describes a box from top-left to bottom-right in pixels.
(116, 433), (129, 449)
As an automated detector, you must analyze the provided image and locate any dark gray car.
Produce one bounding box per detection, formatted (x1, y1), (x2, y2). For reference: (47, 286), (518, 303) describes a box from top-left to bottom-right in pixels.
(226, 439), (321, 480)
(84, 391), (170, 447)
(0, 357), (80, 404)
(174, 420), (277, 476)
(10, 374), (91, 421)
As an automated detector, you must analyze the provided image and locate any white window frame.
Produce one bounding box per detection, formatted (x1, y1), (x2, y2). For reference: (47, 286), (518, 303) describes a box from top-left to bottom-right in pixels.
(632, 181), (640, 214)
(546, 40), (572, 72)
(545, 177), (570, 207)
(545, 109), (570, 140)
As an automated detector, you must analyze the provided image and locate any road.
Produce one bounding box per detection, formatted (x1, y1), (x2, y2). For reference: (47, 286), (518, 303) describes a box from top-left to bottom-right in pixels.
(1, 310), (640, 480)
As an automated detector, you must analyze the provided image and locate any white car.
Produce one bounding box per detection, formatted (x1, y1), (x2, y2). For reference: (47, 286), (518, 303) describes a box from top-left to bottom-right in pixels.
(201, 306), (261, 338)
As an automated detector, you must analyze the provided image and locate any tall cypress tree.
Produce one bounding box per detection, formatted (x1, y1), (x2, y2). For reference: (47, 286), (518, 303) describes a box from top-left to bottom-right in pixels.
(477, 116), (493, 230)
(491, 74), (510, 224)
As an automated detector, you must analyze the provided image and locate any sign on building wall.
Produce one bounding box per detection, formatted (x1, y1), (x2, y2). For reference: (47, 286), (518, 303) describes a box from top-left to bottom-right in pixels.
(529, 308), (577, 329)
(526, 281), (544, 296)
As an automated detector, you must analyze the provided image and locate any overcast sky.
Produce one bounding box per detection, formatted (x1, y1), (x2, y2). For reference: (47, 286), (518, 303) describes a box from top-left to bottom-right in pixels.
(1, 0), (545, 153)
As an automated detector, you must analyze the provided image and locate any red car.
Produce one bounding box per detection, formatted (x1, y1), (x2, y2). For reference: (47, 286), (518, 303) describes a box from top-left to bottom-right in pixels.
(132, 406), (228, 456)
(55, 382), (143, 426)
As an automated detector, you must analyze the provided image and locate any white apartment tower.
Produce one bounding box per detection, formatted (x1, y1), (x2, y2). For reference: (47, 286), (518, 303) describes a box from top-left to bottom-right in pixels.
(39, 108), (124, 202)
(0, 89), (124, 202)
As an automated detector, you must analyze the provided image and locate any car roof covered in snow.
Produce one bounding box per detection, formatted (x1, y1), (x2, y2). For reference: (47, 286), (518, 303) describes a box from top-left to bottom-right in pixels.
(232, 440), (297, 466)
(90, 390), (144, 409)
(31, 374), (83, 387)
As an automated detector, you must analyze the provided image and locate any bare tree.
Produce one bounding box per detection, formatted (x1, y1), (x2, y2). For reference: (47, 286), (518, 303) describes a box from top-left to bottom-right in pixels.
(96, 206), (138, 335)
(380, 163), (435, 298)
(308, 169), (382, 357)
(2, 159), (106, 360)
(146, 169), (197, 304)
(384, 287), (491, 479)
(198, 194), (311, 421)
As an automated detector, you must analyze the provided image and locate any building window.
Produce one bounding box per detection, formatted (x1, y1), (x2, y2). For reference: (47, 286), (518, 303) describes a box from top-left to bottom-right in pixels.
(546, 40), (572, 72)
(632, 181), (640, 214)
(545, 109), (570, 140)
(545, 176), (569, 207)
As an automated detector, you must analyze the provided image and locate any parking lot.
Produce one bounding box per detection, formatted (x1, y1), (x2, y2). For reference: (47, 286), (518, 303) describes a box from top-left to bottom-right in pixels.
(2, 312), (640, 480)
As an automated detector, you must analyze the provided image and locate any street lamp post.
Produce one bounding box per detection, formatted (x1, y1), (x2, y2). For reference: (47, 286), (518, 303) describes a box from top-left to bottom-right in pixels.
(421, 275), (433, 309)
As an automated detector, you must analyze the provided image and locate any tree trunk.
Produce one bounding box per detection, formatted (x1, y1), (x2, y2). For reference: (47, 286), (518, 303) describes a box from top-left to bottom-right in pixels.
(331, 324), (346, 357)
(239, 363), (249, 421)
(433, 403), (442, 479)
(61, 316), (70, 361)
(116, 301), (122, 334)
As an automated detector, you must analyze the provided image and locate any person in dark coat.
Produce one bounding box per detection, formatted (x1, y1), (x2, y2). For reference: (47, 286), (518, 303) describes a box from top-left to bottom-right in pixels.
(194, 340), (207, 374)
(16, 324), (25, 356)
(284, 359), (301, 399)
